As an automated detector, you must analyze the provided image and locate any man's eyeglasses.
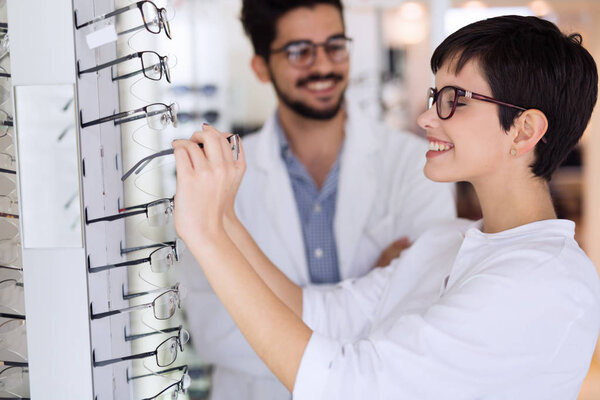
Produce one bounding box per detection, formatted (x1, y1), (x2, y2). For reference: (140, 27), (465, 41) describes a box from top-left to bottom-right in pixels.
(86, 197), (173, 226)
(270, 35), (352, 69)
(93, 332), (185, 367)
(121, 134), (240, 181)
(81, 102), (178, 130)
(75, 0), (171, 39)
(89, 241), (179, 274)
(91, 288), (181, 321)
(427, 86), (548, 144)
(78, 51), (170, 83)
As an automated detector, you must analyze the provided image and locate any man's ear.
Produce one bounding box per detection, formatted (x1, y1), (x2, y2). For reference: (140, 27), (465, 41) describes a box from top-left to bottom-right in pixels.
(512, 109), (548, 155)
(251, 55), (271, 83)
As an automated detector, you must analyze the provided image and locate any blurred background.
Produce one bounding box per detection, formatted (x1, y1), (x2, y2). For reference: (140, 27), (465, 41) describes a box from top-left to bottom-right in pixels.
(113, 0), (600, 398)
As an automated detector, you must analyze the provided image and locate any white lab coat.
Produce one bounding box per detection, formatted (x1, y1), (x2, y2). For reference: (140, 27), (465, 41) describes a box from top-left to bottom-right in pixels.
(178, 102), (456, 400)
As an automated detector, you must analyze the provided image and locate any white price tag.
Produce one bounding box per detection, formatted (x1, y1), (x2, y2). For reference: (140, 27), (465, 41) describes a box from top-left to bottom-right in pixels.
(85, 25), (118, 49)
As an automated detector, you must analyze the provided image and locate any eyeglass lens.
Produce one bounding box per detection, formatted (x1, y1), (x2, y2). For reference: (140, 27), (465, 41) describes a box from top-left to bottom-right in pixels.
(286, 37), (351, 68)
(141, 1), (171, 38)
(149, 246), (176, 273)
(146, 199), (173, 227)
(141, 52), (169, 82)
(146, 103), (178, 130)
(155, 336), (179, 367)
(152, 290), (178, 320)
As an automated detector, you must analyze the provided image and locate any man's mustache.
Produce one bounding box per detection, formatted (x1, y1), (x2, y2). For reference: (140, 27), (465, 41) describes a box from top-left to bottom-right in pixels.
(296, 73), (343, 87)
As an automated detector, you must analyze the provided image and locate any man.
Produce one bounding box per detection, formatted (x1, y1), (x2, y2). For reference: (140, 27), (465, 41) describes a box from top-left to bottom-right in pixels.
(179, 1), (455, 398)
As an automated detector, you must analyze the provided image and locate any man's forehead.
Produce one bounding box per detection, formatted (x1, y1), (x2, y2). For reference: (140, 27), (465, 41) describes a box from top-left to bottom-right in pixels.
(272, 4), (344, 45)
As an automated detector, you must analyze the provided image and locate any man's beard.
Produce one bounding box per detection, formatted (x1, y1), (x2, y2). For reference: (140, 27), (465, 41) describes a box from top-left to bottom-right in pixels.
(270, 71), (347, 121)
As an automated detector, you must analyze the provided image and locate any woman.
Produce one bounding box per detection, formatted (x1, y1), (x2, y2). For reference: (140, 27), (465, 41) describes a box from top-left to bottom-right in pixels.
(172, 15), (600, 399)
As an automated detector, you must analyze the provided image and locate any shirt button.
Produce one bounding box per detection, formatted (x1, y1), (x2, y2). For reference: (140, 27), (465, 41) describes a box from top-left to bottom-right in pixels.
(314, 248), (323, 259)
(313, 204), (322, 213)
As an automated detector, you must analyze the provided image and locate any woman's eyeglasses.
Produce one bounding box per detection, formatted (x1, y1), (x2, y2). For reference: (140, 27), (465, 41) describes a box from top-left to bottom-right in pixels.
(81, 102), (178, 130)
(86, 197), (174, 226)
(270, 34), (353, 69)
(78, 50), (170, 83)
(75, 0), (171, 39)
(121, 134), (240, 181)
(88, 241), (179, 274)
(427, 86), (548, 143)
(91, 288), (181, 321)
(93, 332), (185, 367)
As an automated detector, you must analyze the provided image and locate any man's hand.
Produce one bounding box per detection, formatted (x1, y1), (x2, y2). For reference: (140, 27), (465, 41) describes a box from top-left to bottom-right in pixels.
(375, 237), (411, 268)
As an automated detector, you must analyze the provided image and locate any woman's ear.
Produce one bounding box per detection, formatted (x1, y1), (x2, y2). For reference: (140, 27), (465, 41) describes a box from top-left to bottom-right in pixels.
(250, 55), (271, 83)
(512, 109), (548, 156)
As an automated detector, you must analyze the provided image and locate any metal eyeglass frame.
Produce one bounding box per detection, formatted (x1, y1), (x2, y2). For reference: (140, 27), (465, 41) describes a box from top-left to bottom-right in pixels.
(75, 0), (171, 39)
(93, 332), (185, 368)
(124, 324), (185, 342)
(121, 133), (240, 181)
(90, 288), (181, 320)
(120, 238), (180, 256)
(127, 364), (188, 382)
(80, 102), (178, 129)
(85, 197), (173, 225)
(122, 282), (181, 301)
(142, 368), (191, 400)
(88, 241), (179, 274)
(78, 50), (170, 83)
(427, 85), (548, 144)
(270, 34), (353, 68)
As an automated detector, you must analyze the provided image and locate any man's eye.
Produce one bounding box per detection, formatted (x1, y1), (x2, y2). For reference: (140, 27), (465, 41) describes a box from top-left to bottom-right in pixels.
(288, 45), (312, 58)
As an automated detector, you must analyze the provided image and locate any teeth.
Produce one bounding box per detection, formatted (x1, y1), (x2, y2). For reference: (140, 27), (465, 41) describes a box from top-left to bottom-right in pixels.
(307, 80), (334, 91)
(428, 141), (453, 151)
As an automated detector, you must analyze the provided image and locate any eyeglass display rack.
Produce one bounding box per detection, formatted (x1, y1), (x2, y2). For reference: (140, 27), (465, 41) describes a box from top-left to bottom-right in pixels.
(0, 12), (31, 400)
(5, 0), (172, 398)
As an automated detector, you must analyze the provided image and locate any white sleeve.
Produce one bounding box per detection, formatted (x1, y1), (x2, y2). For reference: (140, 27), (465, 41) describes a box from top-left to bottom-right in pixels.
(302, 263), (395, 341)
(294, 259), (596, 399)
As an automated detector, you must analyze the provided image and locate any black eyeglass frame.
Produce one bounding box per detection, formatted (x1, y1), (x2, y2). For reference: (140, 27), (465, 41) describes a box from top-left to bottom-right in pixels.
(88, 242), (178, 273)
(85, 197), (173, 225)
(93, 333), (184, 368)
(270, 34), (353, 68)
(80, 102), (178, 129)
(74, 0), (171, 39)
(78, 51), (170, 83)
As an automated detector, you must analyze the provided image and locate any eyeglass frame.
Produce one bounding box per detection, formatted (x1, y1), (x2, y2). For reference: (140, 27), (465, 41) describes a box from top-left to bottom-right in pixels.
(80, 102), (178, 129)
(90, 288), (181, 320)
(142, 367), (191, 400)
(127, 364), (188, 382)
(270, 34), (353, 68)
(121, 134), (240, 181)
(122, 282), (181, 301)
(124, 324), (184, 342)
(78, 50), (171, 83)
(427, 85), (548, 144)
(93, 332), (185, 368)
(88, 241), (179, 273)
(85, 197), (173, 225)
(74, 0), (171, 39)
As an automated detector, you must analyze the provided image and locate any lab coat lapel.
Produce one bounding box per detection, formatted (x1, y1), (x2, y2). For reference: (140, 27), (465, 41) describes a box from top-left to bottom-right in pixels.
(255, 117), (310, 284)
(335, 105), (379, 278)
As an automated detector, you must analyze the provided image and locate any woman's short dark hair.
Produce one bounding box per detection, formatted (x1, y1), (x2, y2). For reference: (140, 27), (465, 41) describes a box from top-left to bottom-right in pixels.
(430, 15), (598, 181)
(241, 0), (344, 61)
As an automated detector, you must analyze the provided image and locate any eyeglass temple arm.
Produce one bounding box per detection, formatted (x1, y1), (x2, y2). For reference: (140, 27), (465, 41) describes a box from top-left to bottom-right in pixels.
(78, 52), (140, 76)
(121, 241), (175, 255)
(127, 364), (187, 381)
(74, 3), (137, 30)
(115, 106), (167, 126)
(122, 283), (178, 300)
(0, 312), (25, 320)
(81, 106), (146, 129)
(91, 302), (151, 320)
(0, 361), (28, 368)
(124, 325), (181, 342)
(0, 168), (16, 175)
(1, 120), (12, 127)
(0, 72), (10, 78)
(121, 149), (174, 181)
(0, 265), (22, 271)
(85, 207), (146, 224)
(88, 256), (150, 274)
(93, 349), (155, 368)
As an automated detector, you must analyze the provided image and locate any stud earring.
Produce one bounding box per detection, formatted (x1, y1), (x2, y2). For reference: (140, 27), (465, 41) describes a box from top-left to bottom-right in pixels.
(510, 149), (517, 156)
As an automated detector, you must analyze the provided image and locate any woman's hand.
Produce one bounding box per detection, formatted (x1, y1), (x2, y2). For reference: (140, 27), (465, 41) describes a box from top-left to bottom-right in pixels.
(172, 125), (245, 247)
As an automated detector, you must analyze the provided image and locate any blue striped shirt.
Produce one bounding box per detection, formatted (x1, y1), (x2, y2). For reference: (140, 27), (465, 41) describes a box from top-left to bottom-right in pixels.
(275, 118), (341, 284)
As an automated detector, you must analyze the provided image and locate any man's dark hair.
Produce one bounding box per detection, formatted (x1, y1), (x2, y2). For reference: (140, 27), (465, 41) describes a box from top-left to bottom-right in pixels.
(430, 15), (598, 181)
(241, 0), (344, 61)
